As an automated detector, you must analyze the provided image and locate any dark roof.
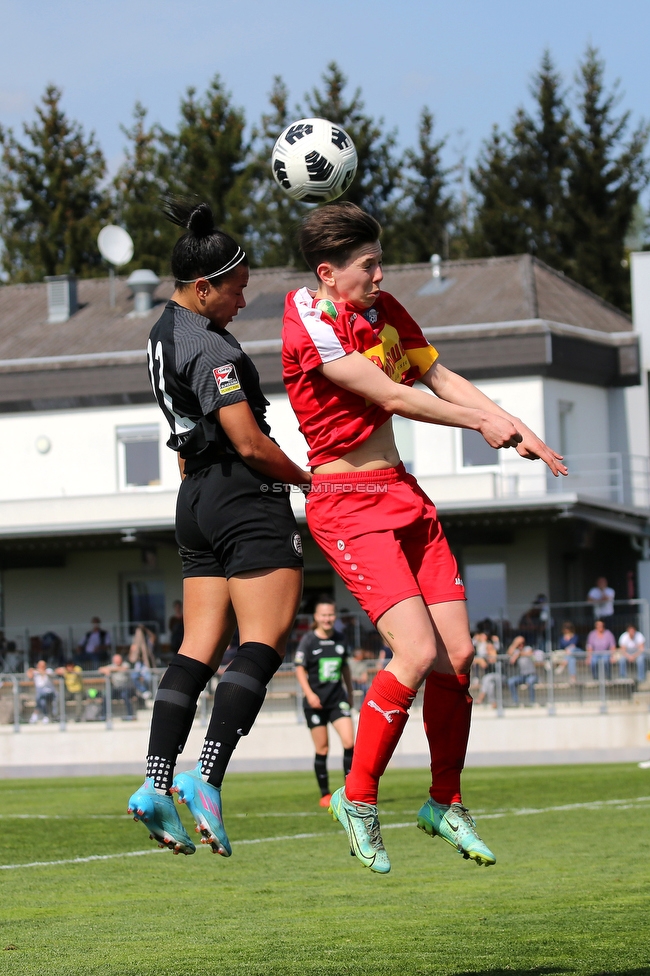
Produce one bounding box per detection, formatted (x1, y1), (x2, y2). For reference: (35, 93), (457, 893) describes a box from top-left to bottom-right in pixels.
(0, 254), (638, 412)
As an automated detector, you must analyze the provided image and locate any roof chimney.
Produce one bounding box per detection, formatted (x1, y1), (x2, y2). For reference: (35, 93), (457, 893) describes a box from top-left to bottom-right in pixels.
(127, 269), (159, 315)
(44, 275), (78, 323)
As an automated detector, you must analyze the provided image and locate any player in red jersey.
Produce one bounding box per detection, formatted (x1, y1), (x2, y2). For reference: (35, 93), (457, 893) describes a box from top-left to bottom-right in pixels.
(282, 202), (567, 874)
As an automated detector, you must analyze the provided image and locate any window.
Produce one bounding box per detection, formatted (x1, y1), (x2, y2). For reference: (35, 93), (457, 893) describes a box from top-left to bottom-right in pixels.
(393, 416), (415, 473)
(464, 563), (507, 627)
(117, 425), (160, 488)
(461, 428), (499, 467)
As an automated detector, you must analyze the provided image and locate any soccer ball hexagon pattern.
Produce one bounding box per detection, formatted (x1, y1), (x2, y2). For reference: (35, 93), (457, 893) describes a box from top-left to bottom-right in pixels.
(271, 118), (358, 203)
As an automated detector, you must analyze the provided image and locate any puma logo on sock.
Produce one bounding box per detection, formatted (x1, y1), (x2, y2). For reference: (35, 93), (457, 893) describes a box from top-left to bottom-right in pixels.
(367, 699), (401, 723)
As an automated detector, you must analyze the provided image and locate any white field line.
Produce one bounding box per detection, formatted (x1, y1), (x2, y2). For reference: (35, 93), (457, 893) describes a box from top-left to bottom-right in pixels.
(1, 795), (649, 871)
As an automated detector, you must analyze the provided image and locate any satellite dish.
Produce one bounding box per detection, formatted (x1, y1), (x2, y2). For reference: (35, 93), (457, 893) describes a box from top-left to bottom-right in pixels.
(98, 225), (134, 267)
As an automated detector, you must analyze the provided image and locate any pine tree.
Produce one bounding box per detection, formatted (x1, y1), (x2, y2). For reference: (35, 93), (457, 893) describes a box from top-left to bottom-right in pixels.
(303, 63), (399, 226)
(470, 52), (571, 264)
(247, 76), (304, 268)
(565, 46), (650, 310)
(112, 103), (178, 276)
(162, 75), (250, 242)
(388, 108), (456, 263)
(0, 85), (109, 282)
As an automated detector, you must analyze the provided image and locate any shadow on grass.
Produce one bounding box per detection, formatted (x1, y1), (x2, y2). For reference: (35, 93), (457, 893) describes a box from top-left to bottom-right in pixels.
(450, 969), (650, 976)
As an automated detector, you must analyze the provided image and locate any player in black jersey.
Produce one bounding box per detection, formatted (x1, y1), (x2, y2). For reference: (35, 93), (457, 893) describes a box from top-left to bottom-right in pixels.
(295, 598), (354, 806)
(128, 201), (310, 857)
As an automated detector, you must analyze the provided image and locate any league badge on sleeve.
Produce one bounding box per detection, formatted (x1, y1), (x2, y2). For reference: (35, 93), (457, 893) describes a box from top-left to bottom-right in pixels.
(213, 364), (241, 395)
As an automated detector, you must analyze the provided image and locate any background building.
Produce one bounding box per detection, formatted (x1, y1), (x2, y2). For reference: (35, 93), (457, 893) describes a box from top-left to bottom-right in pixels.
(1, 252), (649, 650)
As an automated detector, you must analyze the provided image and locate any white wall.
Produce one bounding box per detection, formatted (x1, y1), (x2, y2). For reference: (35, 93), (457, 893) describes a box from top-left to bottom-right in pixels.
(542, 379), (609, 458)
(0, 403), (180, 502)
(2, 545), (183, 636)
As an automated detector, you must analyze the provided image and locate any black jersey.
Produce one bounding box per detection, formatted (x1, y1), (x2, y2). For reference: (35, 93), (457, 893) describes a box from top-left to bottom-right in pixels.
(147, 301), (271, 472)
(294, 632), (349, 707)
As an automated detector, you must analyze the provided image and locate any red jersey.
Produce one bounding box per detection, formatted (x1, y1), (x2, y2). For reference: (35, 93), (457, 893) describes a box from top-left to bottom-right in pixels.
(282, 288), (439, 467)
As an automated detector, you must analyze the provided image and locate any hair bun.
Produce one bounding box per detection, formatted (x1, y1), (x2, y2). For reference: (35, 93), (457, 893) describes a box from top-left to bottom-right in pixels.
(187, 203), (215, 239)
(160, 197), (215, 237)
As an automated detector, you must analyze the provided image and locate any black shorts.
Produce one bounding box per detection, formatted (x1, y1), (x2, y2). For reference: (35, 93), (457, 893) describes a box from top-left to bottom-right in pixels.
(304, 693), (352, 729)
(176, 459), (304, 578)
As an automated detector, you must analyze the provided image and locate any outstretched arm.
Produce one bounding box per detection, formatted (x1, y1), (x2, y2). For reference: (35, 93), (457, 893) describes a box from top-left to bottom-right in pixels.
(421, 362), (567, 477)
(319, 353), (523, 451)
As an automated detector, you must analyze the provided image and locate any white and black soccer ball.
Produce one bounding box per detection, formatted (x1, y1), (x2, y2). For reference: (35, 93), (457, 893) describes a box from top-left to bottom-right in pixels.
(271, 118), (358, 204)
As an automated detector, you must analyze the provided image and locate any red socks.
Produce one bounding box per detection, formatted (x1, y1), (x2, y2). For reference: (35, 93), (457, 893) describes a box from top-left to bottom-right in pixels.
(423, 670), (472, 805)
(345, 670), (416, 804)
(344, 669), (472, 806)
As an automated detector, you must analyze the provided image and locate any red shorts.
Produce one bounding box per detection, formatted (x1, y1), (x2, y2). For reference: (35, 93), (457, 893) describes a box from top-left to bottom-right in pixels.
(305, 463), (465, 625)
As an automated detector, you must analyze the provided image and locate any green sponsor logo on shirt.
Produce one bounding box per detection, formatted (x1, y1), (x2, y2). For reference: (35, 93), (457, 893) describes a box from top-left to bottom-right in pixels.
(319, 658), (342, 683)
(315, 299), (338, 321)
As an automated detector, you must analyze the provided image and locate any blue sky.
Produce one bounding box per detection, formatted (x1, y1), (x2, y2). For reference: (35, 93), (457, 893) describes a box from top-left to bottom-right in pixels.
(2, 0), (649, 183)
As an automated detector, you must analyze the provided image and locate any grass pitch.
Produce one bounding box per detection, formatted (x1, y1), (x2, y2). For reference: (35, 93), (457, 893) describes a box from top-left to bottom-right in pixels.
(1, 764), (649, 976)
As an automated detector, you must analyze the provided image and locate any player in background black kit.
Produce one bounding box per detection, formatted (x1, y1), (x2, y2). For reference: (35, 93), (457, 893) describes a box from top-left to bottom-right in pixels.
(128, 200), (310, 857)
(295, 599), (355, 806)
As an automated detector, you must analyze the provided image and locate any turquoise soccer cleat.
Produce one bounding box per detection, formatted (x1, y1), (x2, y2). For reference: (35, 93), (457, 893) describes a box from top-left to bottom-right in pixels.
(127, 778), (195, 855)
(329, 787), (390, 874)
(417, 797), (496, 866)
(171, 763), (232, 857)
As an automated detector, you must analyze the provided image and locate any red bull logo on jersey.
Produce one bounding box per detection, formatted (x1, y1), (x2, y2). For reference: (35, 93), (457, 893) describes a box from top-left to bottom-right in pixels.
(363, 324), (411, 383)
(213, 363), (241, 396)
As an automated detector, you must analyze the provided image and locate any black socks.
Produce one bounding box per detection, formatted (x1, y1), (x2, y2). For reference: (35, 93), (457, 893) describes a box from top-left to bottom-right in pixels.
(314, 754), (329, 796)
(343, 747), (354, 778)
(199, 642), (282, 788)
(146, 654), (214, 792)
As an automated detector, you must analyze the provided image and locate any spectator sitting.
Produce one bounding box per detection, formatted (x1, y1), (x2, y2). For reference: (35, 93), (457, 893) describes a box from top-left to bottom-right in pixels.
(557, 621), (585, 683)
(55, 661), (85, 722)
(617, 624), (646, 683)
(27, 660), (56, 723)
(2, 640), (19, 673)
(77, 617), (111, 670)
(474, 642), (501, 708)
(586, 619), (616, 680)
(507, 636), (538, 706)
(472, 630), (490, 659)
(100, 654), (134, 720)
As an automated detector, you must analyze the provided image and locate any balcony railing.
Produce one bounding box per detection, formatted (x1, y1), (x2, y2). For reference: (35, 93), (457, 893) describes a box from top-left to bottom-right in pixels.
(420, 453), (650, 509)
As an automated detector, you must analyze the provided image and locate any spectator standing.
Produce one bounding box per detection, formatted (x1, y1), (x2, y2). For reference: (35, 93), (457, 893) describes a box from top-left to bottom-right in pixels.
(77, 617), (111, 670)
(28, 660), (56, 723)
(295, 599), (355, 807)
(128, 625), (155, 699)
(587, 577), (615, 628)
(55, 662), (84, 722)
(558, 622), (585, 683)
(100, 653), (134, 720)
(168, 601), (184, 655)
(586, 619), (616, 680)
(618, 624), (646, 683)
(518, 595), (550, 649)
(507, 637), (538, 706)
